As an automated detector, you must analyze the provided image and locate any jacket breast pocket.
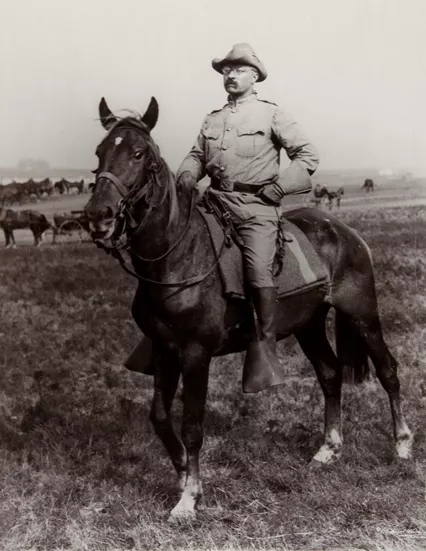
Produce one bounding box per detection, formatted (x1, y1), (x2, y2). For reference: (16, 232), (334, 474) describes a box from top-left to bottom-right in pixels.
(202, 127), (222, 156)
(235, 127), (267, 158)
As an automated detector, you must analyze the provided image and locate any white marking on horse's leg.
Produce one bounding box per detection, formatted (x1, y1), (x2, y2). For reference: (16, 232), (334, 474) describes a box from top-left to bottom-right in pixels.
(313, 428), (343, 464)
(168, 476), (202, 523)
(396, 424), (413, 459)
(177, 470), (187, 492)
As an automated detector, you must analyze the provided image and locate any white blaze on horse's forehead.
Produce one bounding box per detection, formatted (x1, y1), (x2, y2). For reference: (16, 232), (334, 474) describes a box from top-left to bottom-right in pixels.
(115, 137), (123, 146)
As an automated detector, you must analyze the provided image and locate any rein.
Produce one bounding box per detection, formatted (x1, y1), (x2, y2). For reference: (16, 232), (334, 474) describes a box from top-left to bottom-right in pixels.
(94, 139), (228, 290)
(108, 233), (227, 289)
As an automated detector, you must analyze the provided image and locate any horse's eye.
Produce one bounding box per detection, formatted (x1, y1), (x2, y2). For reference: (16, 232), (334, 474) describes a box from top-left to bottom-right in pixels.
(89, 182), (96, 192)
(134, 151), (143, 160)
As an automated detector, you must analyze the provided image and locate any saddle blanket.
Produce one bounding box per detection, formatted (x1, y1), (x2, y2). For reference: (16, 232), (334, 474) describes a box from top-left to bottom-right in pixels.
(198, 208), (327, 300)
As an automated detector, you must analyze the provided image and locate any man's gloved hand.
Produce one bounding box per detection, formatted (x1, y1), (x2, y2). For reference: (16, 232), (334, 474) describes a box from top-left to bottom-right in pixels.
(256, 183), (284, 206)
(177, 171), (197, 190)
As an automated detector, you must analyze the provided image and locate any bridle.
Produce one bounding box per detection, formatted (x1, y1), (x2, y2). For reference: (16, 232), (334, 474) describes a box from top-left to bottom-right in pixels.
(91, 130), (228, 290)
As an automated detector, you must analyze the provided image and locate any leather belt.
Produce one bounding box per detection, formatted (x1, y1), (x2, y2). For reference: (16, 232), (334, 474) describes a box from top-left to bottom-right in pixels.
(210, 178), (266, 194)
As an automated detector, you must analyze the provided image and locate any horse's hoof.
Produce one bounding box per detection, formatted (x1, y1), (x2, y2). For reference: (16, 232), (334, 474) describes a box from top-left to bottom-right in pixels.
(168, 507), (196, 525)
(396, 433), (413, 460)
(312, 444), (341, 464)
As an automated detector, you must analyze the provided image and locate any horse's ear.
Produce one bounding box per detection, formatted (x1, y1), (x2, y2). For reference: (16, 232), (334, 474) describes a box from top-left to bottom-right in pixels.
(141, 97), (159, 131)
(99, 97), (117, 130)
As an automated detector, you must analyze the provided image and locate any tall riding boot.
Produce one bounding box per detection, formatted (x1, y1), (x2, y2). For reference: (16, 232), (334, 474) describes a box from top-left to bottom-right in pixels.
(242, 287), (287, 393)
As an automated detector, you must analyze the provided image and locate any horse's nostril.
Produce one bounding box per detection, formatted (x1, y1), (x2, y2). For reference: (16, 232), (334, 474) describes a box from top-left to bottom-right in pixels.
(102, 206), (114, 219)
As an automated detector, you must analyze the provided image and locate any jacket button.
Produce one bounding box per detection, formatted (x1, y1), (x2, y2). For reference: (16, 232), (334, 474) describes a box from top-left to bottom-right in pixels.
(222, 145), (228, 150)
(226, 127), (231, 131)
(220, 166), (225, 171)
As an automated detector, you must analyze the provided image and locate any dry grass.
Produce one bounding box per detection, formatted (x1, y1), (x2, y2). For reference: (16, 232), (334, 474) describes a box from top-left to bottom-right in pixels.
(0, 205), (425, 550)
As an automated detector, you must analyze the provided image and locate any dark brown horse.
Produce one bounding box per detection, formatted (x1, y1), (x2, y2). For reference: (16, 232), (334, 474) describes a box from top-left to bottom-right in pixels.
(0, 207), (51, 247)
(84, 97), (412, 522)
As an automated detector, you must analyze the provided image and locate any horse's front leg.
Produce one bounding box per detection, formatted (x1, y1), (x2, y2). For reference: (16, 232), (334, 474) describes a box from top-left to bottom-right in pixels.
(169, 342), (210, 523)
(150, 349), (187, 490)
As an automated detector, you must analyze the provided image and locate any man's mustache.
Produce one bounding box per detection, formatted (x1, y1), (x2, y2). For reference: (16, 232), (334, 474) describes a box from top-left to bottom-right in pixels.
(225, 79), (237, 85)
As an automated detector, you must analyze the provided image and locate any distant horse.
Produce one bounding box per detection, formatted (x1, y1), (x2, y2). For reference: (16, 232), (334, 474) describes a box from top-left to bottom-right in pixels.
(68, 179), (85, 194)
(362, 179), (374, 193)
(21, 178), (53, 200)
(84, 97), (412, 522)
(34, 178), (53, 198)
(54, 179), (67, 195)
(55, 178), (85, 195)
(325, 187), (344, 210)
(0, 182), (24, 205)
(0, 207), (51, 247)
(21, 178), (41, 201)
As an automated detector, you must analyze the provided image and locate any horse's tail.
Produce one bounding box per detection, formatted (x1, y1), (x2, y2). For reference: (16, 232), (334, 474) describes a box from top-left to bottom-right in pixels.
(335, 311), (370, 384)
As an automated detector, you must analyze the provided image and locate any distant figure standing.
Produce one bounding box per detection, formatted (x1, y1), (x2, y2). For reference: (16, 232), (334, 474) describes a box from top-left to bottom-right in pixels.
(306, 183), (327, 208)
(362, 178), (374, 193)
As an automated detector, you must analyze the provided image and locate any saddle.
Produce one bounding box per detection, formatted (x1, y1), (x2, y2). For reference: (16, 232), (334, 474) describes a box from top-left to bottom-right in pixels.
(197, 189), (327, 300)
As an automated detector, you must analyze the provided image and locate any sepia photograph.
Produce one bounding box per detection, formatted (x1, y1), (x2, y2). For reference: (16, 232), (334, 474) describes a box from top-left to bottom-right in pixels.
(0, 0), (425, 549)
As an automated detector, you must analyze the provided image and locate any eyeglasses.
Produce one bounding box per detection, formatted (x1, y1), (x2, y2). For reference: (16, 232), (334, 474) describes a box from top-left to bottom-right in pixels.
(222, 67), (253, 76)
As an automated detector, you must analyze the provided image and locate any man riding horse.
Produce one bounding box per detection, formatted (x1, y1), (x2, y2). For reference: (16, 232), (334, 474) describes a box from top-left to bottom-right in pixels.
(86, 47), (412, 520)
(176, 43), (319, 377)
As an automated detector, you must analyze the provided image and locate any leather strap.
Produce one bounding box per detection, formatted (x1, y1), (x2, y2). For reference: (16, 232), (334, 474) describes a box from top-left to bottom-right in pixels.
(97, 171), (128, 197)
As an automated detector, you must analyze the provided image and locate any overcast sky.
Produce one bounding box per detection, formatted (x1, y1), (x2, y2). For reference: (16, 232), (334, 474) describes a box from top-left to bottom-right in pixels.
(0, 0), (425, 173)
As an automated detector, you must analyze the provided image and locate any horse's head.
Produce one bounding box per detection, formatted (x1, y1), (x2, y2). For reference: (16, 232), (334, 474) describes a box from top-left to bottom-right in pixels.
(84, 96), (159, 243)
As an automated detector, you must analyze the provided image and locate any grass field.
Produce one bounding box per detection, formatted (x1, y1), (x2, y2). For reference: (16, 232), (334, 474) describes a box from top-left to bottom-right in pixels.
(0, 194), (425, 550)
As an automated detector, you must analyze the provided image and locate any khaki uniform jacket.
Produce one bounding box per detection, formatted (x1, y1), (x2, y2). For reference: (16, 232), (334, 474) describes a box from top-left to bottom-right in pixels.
(176, 93), (319, 194)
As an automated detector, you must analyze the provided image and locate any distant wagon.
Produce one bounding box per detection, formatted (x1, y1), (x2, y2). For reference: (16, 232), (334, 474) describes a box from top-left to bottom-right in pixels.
(53, 210), (90, 243)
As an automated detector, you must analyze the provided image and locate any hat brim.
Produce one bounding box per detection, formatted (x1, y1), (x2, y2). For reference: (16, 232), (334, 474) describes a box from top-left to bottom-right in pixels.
(212, 57), (267, 82)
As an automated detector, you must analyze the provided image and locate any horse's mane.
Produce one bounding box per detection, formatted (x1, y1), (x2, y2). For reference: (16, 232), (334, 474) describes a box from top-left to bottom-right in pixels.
(104, 113), (179, 228)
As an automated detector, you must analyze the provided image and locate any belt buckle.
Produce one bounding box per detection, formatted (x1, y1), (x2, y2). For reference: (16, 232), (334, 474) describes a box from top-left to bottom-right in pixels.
(223, 211), (232, 225)
(221, 180), (234, 192)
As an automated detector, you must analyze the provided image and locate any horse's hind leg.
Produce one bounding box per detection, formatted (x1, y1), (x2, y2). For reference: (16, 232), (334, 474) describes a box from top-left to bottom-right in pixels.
(334, 274), (413, 459)
(150, 348), (187, 491)
(296, 305), (343, 463)
(347, 313), (412, 459)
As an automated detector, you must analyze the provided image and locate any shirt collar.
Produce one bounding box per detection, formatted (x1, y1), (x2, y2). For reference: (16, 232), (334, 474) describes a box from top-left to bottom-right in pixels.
(226, 91), (258, 107)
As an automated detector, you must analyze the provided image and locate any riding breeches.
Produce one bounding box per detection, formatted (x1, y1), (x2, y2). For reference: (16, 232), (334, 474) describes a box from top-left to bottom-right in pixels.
(209, 188), (282, 288)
